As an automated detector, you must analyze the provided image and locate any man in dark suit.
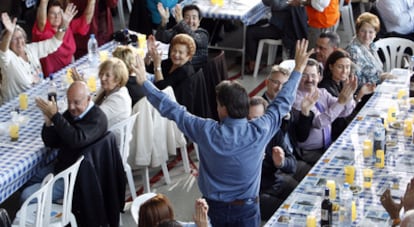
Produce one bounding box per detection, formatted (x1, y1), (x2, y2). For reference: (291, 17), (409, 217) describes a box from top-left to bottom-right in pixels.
(20, 81), (108, 203)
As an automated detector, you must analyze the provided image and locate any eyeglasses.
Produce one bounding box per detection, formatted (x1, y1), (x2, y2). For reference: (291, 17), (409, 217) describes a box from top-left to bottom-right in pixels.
(302, 73), (319, 79)
(268, 78), (284, 86)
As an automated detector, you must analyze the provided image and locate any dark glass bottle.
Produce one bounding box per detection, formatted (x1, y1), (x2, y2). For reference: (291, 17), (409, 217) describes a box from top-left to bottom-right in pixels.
(321, 188), (332, 227)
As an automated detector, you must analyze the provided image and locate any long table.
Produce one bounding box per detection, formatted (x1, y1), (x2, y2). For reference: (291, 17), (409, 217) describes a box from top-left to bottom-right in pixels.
(179, 0), (270, 77)
(265, 69), (414, 226)
(0, 41), (119, 204)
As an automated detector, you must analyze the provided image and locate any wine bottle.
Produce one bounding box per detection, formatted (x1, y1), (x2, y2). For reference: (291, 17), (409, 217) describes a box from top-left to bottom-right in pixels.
(321, 188), (332, 227)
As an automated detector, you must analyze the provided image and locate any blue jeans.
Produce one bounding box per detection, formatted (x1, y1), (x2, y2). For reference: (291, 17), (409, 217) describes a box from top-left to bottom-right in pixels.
(20, 162), (64, 205)
(206, 198), (261, 227)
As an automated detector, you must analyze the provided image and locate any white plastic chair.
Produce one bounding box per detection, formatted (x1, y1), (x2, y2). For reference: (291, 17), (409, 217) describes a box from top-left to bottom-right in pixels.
(339, 0), (356, 38)
(253, 39), (283, 78)
(47, 156), (84, 227)
(13, 174), (54, 227)
(279, 59), (296, 74)
(109, 113), (139, 200)
(130, 192), (157, 225)
(375, 37), (414, 72)
(129, 87), (189, 193)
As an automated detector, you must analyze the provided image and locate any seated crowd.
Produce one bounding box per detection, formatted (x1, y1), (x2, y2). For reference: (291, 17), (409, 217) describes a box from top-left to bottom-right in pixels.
(1, 0), (414, 226)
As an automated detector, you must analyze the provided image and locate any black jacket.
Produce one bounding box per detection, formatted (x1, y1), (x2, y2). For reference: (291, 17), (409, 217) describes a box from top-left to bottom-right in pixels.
(73, 132), (126, 227)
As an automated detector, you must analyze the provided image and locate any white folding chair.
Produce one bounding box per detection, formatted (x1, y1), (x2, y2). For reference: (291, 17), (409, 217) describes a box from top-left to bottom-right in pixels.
(109, 113), (139, 200)
(47, 156), (84, 227)
(375, 37), (414, 72)
(130, 192), (157, 225)
(13, 174), (54, 227)
(253, 39), (283, 78)
(279, 59), (296, 74)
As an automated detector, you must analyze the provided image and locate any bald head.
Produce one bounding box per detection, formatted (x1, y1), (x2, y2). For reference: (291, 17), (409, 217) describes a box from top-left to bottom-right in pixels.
(67, 81), (91, 117)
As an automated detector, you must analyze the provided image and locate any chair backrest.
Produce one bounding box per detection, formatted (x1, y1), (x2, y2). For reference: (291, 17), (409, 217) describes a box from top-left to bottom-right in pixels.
(109, 113), (139, 165)
(375, 37), (414, 72)
(47, 156), (84, 226)
(130, 192), (157, 224)
(17, 173), (54, 227)
(202, 50), (228, 120)
(279, 59), (296, 74)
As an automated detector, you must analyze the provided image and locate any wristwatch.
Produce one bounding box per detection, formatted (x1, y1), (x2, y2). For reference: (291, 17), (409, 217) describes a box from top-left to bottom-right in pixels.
(57, 27), (67, 33)
(154, 66), (162, 72)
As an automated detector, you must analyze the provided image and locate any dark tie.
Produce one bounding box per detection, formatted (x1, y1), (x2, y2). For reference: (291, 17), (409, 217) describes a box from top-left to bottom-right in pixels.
(315, 102), (331, 149)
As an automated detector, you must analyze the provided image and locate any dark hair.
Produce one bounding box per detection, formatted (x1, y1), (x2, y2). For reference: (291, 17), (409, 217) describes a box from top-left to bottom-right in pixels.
(138, 194), (174, 227)
(249, 96), (269, 109)
(47, 0), (64, 12)
(306, 58), (322, 74)
(182, 4), (202, 19)
(216, 81), (249, 119)
(323, 49), (351, 80)
(319, 31), (340, 48)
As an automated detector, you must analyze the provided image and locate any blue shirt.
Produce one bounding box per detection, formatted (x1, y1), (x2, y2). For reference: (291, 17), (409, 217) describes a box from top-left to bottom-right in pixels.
(142, 71), (301, 202)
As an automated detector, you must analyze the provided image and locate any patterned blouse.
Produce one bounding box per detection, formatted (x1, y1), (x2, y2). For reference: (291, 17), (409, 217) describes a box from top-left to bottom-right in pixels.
(345, 38), (384, 86)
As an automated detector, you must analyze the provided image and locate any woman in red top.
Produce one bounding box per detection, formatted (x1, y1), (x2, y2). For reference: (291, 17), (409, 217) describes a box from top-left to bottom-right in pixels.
(32, 0), (95, 76)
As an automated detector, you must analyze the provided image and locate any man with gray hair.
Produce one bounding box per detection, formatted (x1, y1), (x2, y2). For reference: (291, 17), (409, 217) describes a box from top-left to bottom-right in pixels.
(314, 31), (340, 66)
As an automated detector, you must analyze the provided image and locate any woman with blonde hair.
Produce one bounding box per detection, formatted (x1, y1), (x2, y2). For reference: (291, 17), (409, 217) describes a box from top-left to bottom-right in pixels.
(94, 57), (132, 127)
(345, 12), (395, 87)
(112, 45), (146, 106)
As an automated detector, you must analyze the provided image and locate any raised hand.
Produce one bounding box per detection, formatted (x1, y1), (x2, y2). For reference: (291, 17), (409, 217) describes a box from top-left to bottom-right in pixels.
(157, 2), (170, 27)
(338, 74), (358, 104)
(35, 96), (58, 119)
(174, 4), (183, 23)
(403, 177), (414, 212)
(61, 3), (78, 28)
(70, 67), (85, 82)
(193, 198), (209, 227)
(1, 13), (17, 33)
(272, 146), (285, 168)
(380, 189), (402, 219)
(294, 39), (314, 73)
(301, 86), (319, 116)
(132, 53), (148, 86)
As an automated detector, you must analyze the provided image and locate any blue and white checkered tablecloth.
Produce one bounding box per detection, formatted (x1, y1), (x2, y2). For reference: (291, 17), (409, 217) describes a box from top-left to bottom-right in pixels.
(265, 69), (414, 227)
(0, 41), (117, 204)
(179, 0), (269, 26)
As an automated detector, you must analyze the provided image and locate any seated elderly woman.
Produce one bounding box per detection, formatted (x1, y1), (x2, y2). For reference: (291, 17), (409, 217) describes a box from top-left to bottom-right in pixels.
(318, 49), (376, 140)
(345, 12), (395, 87)
(136, 193), (209, 227)
(156, 4), (208, 69)
(0, 11), (75, 104)
(144, 33), (195, 103)
(94, 57), (132, 128)
(112, 45), (146, 107)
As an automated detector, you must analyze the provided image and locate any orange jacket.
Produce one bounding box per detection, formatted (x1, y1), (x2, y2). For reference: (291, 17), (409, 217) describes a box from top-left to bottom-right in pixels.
(306, 0), (340, 28)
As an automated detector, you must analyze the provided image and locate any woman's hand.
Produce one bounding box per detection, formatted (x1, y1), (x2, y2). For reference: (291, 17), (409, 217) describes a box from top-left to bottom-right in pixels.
(380, 72), (397, 81)
(338, 74), (358, 104)
(132, 54), (148, 86)
(193, 198), (209, 227)
(1, 13), (17, 33)
(157, 2), (170, 27)
(70, 67), (85, 82)
(61, 3), (78, 28)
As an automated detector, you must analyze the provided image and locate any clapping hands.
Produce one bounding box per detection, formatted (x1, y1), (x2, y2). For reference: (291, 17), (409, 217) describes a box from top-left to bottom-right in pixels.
(338, 74), (358, 104)
(301, 87), (319, 116)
